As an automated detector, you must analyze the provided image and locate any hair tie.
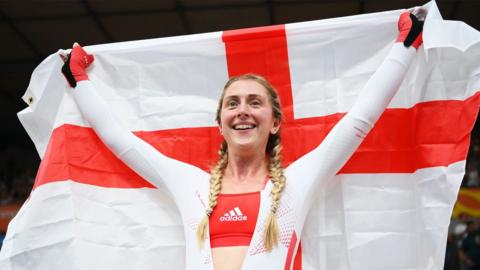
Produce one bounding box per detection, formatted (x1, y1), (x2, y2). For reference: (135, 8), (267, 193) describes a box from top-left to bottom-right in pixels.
(205, 208), (213, 217)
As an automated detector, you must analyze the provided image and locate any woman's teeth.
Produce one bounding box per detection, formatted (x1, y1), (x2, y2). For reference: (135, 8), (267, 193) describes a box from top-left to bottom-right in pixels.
(233, 124), (255, 130)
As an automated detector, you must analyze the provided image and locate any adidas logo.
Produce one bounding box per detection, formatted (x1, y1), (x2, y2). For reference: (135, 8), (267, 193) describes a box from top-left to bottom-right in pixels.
(219, 207), (248, 222)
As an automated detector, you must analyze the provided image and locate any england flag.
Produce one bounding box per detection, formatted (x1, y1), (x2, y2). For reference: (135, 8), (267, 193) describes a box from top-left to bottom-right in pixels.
(1, 1), (480, 270)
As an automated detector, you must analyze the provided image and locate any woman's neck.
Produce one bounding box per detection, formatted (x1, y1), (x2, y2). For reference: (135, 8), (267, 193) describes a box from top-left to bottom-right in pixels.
(224, 150), (268, 183)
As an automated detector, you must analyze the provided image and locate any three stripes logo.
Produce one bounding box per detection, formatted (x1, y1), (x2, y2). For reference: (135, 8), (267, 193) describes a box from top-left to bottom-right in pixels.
(219, 207), (248, 222)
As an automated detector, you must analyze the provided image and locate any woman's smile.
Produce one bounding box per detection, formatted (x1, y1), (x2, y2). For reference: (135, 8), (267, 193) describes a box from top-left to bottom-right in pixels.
(232, 123), (256, 130)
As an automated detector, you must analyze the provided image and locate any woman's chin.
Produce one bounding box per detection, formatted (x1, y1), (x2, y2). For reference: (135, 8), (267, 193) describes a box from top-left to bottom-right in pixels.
(229, 139), (259, 152)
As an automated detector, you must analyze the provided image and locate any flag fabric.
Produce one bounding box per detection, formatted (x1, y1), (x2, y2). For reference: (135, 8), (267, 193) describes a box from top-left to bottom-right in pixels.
(1, 1), (480, 269)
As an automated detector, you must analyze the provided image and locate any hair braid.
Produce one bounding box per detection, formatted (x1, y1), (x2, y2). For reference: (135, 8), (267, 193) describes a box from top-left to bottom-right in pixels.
(196, 143), (228, 248)
(264, 140), (286, 250)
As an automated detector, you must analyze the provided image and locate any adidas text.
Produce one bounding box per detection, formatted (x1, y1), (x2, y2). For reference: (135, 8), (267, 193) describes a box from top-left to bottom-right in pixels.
(220, 216), (248, 222)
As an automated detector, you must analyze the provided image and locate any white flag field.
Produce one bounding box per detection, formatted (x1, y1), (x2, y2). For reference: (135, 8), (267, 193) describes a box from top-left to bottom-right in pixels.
(2, 1), (480, 269)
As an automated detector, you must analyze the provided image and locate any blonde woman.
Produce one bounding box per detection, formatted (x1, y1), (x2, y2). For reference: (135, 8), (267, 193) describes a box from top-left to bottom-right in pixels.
(61, 11), (424, 270)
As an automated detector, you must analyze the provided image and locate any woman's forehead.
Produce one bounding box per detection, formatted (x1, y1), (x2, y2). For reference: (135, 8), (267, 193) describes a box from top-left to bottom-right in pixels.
(224, 80), (268, 98)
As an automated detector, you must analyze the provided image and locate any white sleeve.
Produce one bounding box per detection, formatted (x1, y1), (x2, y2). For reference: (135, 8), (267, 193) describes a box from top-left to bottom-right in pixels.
(286, 43), (416, 209)
(73, 81), (209, 195)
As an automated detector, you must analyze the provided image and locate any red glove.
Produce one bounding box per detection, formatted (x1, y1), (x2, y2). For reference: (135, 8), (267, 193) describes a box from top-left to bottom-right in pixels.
(396, 11), (424, 49)
(61, 43), (94, 87)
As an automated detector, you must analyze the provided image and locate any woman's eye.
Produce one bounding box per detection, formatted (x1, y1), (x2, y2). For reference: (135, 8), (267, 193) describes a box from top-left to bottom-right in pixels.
(250, 100), (261, 106)
(227, 100), (238, 107)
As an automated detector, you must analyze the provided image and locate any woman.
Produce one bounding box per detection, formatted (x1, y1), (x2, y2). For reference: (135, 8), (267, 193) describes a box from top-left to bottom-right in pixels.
(61, 11), (424, 270)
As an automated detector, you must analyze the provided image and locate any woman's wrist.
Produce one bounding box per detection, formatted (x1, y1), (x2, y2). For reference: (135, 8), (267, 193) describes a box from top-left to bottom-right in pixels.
(396, 11), (424, 49)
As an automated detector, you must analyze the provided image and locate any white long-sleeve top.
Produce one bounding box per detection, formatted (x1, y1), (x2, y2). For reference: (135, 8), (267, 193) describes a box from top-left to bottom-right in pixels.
(72, 43), (416, 269)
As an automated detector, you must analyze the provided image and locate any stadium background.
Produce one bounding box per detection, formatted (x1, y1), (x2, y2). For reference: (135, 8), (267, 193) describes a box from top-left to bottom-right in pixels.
(0, 0), (478, 268)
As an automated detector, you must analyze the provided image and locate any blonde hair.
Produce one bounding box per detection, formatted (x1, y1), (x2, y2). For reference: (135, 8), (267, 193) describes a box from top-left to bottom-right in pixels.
(196, 74), (286, 251)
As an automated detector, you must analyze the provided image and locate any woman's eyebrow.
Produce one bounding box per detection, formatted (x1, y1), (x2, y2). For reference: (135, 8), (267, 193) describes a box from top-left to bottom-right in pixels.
(223, 94), (265, 102)
(223, 95), (239, 100)
(224, 94), (263, 99)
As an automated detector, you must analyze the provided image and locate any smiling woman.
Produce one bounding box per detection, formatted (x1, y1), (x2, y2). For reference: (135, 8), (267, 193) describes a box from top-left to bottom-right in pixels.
(198, 75), (287, 269)
(58, 11), (424, 270)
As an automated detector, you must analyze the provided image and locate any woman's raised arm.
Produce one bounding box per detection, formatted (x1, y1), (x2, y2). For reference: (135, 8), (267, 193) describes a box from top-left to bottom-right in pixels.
(61, 44), (209, 196)
(286, 11), (424, 208)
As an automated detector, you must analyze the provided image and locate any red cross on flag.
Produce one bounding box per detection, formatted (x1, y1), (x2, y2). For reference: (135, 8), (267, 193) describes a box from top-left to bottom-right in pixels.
(2, 2), (480, 270)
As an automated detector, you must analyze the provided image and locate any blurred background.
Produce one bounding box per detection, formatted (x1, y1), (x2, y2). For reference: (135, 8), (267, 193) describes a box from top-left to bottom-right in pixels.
(0, 0), (479, 268)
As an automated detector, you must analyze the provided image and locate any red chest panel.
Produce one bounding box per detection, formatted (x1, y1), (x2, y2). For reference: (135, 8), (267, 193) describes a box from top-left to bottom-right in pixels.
(209, 191), (260, 248)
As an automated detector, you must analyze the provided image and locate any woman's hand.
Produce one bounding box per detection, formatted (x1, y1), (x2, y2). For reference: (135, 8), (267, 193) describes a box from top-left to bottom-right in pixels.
(61, 43), (94, 87)
(396, 9), (426, 49)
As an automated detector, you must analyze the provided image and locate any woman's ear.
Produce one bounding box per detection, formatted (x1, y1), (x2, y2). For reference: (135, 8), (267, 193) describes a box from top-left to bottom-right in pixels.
(270, 119), (280, 134)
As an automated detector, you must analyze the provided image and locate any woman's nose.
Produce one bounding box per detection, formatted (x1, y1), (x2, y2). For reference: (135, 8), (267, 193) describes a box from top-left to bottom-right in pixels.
(236, 103), (250, 117)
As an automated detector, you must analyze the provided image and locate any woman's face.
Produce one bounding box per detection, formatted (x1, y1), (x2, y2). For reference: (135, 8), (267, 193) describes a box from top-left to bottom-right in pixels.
(219, 80), (280, 153)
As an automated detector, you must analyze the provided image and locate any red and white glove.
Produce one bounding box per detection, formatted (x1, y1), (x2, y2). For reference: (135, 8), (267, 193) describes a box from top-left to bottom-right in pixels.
(396, 11), (424, 49)
(61, 43), (94, 87)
